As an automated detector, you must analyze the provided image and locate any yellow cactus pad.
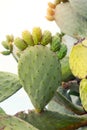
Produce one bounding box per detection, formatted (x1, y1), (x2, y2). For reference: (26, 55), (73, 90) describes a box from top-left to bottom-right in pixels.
(80, 78), (87, 112)
(69, 39), (87, 79)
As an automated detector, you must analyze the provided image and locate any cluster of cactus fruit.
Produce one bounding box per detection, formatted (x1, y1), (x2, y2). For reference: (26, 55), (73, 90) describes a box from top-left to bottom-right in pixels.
(1, 27), (67, 60)
(1, 0), (87, 130)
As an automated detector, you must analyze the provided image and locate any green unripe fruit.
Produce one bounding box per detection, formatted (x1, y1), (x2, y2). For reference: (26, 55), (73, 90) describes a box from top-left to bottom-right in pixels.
(32, 27), (42, 45)
(1, 50), (11, 55)
(18, 45), (61, 112)
(41, 30), (52, 45)
(14, 37), (28, 51)
(6, 34), (14, 42)
(50, 35), (61, 52)
(1, 41), (9, 50)
(80, 78), (87, 112)
(57, 43), (67, 60)
(22, 30), (34, 46)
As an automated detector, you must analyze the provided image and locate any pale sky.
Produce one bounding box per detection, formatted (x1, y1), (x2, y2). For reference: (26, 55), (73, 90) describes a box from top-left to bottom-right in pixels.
(0, 0), (60, 115)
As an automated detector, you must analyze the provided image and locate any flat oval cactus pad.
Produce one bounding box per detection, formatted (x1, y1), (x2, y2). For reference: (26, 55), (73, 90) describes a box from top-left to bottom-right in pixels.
(69, 39), (87, 79)
(18, 45), (61, 112)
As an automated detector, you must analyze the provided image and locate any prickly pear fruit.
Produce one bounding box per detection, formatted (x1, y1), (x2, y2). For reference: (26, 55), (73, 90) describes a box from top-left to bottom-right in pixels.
(54, 2), (87, 38)
(22, 30), (34, 46)
(18, 45), (61, 112)
(41, 30), (52, 45)
(14, 37), (28, 51)
(0, 71), (22, 102)
(80, 78), (87, 112)
(6, 34), (14, 42)
(32, 27), (42, 45)
(1, 41), (9, 50)
(1, 50), (11, 55)
(69, 39), (87, 79)
(57, 43), (67, 60)
(50, 34), (61, 52)
(69, 0), (87, 19)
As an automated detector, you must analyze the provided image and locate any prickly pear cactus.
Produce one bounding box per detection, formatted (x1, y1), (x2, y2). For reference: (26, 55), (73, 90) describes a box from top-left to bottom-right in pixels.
(1, 25), (87, 129)
(18, 45), (61, 112)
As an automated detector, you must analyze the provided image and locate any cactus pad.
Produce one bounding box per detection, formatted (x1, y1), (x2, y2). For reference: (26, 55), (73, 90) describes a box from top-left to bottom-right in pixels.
(80, 78), (87, 112)
(61, 57), (74, 81)
(69, 39), (87, 79)
(18, 45), (61, 112)
(16, 110), (87, 130)
(0, 113), (38, 130)
(0, 71), (22, 102)
(69, 0), (87, 19)
(54, 2), (87, 38)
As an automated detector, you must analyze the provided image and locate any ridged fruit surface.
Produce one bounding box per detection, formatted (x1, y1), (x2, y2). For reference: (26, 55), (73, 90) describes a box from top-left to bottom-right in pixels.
(14, 37), (27, 50)
(57, 43), (67, 60)
(32, 27), (42, 45)
(50, 34), (61, 52)
(54, 2), (87, 38)
(22, 30), (34, 46)
(41, 30), (52, 45)
(69, 0), (87, 19)
(18, 45), (61, 112)
(69, 39), (87, 79)
(80, 78), (87, 112)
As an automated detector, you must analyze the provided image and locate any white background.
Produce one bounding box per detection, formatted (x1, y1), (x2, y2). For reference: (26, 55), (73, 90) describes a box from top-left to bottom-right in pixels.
(0, 0), (60, 115)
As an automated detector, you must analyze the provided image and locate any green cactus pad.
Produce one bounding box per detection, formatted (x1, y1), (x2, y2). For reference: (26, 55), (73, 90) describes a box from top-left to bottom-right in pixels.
(54, 2), (87, 38)
(80, 78), (87, 112)
(60, 56), (74, 81)
(0, 71), (22, 102)
(18, 45), (61, 112)
(69, 39), (87, 79)
(69, 0), (87, 19)
(0, 113), (38, 130)
(16, 110), (87, 130)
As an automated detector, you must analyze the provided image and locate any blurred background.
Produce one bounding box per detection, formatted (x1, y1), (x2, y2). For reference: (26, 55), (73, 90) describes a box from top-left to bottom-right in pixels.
(0, 0), (60, 115)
